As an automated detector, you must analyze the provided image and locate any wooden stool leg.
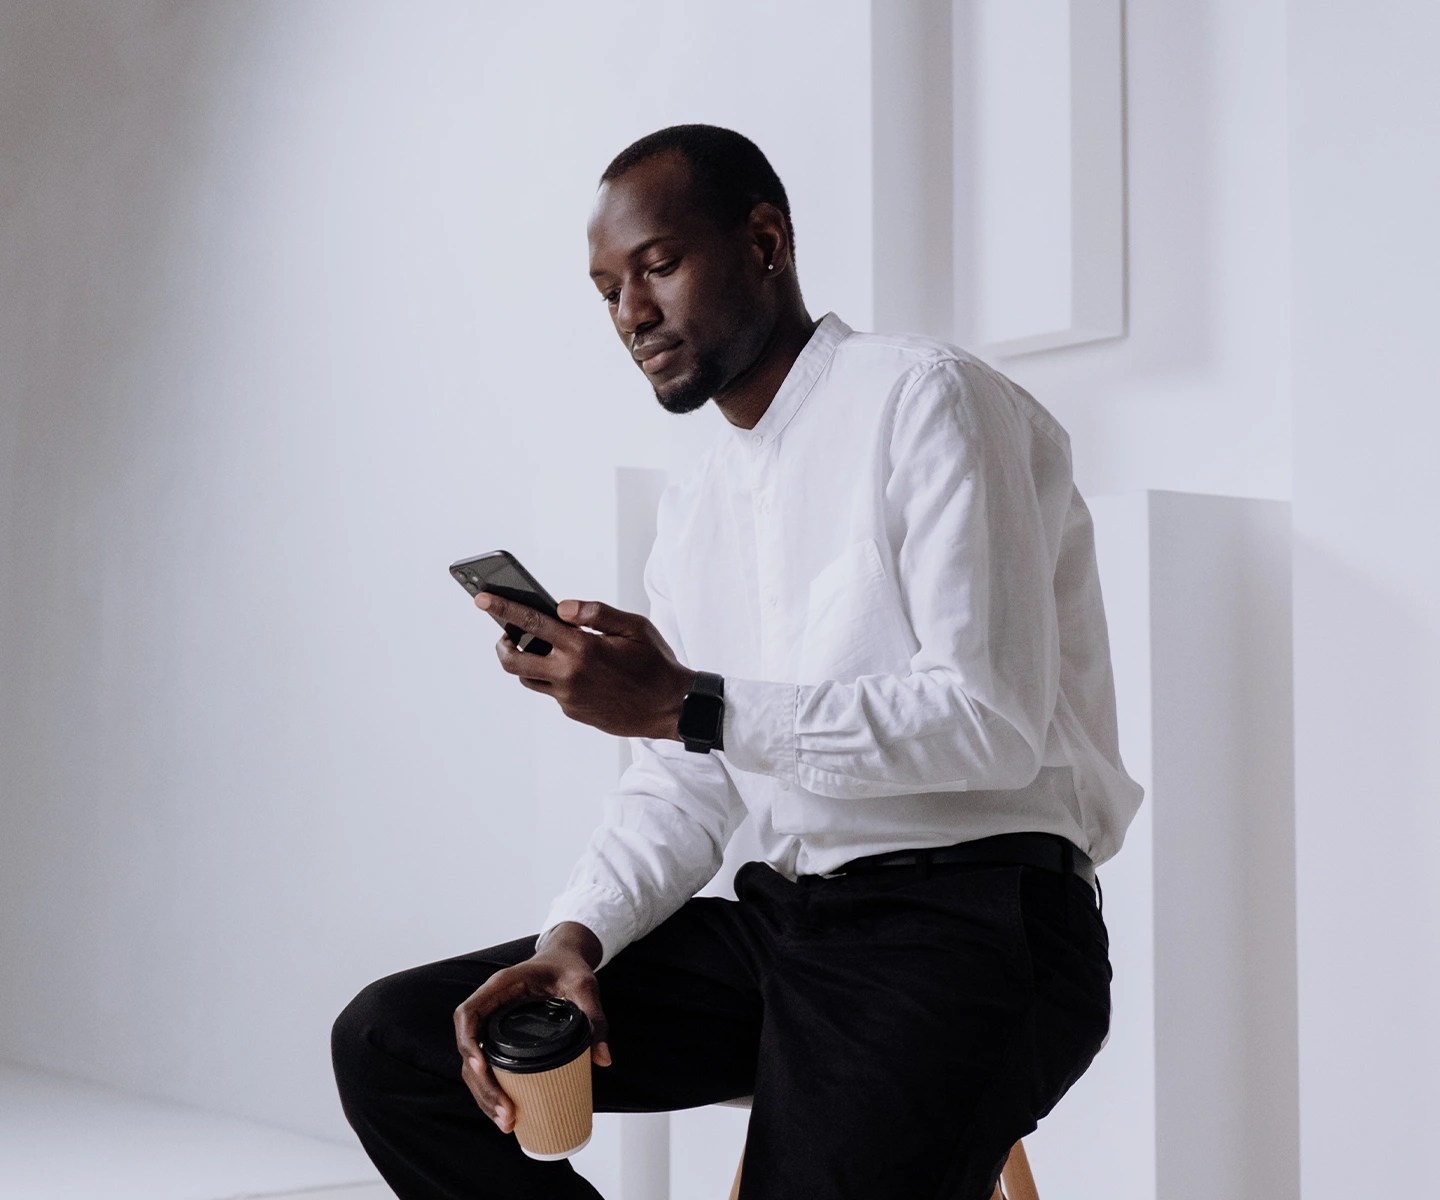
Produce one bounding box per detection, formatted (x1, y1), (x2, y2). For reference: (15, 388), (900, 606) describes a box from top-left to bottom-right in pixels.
(999, 1139), (1040, 1200)
(728, 1147), (744, 1200)
(730, 1136), (1034, 1199)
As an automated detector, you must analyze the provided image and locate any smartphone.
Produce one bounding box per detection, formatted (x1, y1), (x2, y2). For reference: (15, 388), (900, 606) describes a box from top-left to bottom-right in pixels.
(449, 550), (560, 655)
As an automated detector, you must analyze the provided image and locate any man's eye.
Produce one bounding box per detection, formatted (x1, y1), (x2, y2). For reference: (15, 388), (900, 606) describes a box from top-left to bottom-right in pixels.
(601, 289), (620, 305)
(648, 259), (679, 276)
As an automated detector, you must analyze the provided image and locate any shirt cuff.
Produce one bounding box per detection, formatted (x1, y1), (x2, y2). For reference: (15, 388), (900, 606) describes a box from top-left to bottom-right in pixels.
(721, 676), (799, 786)
(540, 884), (638, 971)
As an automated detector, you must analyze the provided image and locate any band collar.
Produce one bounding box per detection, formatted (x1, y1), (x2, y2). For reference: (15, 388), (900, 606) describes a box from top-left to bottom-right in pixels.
(730, 312), (852, 450)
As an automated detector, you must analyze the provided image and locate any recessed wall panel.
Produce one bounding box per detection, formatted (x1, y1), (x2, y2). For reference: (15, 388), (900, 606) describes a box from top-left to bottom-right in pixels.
(963, 0), (1125, 356)
(973, 0), (1074, 346)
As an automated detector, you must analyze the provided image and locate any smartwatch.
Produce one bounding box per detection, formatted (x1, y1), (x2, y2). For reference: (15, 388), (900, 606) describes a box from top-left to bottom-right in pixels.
(678, 671), (725, 753)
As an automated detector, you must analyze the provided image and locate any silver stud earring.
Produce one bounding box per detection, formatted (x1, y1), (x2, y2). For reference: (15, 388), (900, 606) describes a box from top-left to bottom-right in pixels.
(767, 263), (774, 271)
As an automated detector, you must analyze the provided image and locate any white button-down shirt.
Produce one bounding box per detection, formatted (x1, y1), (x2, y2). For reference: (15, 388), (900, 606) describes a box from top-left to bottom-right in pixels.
(543, 314), (1143, 966)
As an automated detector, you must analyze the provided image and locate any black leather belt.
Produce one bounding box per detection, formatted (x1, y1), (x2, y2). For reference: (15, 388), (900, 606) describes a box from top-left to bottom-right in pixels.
(822, 832), (1096, 887)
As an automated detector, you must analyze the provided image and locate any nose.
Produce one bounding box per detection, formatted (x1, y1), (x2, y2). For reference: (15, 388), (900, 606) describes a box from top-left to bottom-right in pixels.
(615, 280), (661, 341)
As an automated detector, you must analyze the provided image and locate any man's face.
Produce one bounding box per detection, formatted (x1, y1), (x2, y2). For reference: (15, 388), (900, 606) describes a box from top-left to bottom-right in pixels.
(588, 152), (770, 414)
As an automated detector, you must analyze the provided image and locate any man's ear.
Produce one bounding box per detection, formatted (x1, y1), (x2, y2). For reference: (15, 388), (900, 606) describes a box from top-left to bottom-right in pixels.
(748, 202), (791, 277)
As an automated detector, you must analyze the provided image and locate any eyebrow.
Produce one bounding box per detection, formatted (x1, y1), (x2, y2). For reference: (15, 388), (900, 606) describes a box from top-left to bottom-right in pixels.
(589, 235), (680, 278)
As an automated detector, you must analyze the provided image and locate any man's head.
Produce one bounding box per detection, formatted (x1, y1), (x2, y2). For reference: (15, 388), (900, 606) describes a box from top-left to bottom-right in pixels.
(588, 125), (801, 414)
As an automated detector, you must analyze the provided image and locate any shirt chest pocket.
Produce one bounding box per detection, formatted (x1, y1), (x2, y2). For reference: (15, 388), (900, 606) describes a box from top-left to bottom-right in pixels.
(797, 538), (918, 685)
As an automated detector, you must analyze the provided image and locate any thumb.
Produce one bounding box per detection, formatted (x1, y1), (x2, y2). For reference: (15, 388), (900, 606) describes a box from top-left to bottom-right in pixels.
(560, 599), (646, 638)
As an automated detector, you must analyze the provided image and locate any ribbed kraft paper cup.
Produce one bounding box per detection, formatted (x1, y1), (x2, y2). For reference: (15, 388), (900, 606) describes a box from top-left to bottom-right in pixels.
(485, 997), (594, 1161)
(492, 1049), (593, 1160)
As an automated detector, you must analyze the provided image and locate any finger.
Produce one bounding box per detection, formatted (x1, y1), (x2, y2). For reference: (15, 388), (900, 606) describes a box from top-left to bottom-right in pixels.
(461, 1052), (516, 1132)
(455, 978), (528, 1130)
(559, 599), (646, 638)
(476, 592), (579, 649)
(455, 1026), (512, 1129)
(569, 975), (613, 1068)
(495, 636), (561, 682)
(454, 973), (526, 1062)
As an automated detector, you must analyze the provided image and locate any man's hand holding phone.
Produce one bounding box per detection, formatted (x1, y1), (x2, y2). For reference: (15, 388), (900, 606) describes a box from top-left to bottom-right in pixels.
(477, 591), (696, 742)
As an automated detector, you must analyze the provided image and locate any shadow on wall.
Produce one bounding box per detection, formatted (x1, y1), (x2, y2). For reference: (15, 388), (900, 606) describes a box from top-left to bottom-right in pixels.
(0, 0), (556, 1141)
(0, 0), (277, 1059)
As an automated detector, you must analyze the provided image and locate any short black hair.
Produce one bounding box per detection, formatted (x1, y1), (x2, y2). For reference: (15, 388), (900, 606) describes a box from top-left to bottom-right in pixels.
(600, 124), (795, 256)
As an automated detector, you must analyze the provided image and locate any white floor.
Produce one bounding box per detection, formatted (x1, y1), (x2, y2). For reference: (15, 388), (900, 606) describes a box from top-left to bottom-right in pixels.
(0, 1062), (392, 1200)
(0, 1059), (756, 1200)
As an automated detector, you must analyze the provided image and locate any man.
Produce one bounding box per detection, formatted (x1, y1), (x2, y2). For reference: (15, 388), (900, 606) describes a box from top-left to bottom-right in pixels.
(333, 124), (1142, 1199)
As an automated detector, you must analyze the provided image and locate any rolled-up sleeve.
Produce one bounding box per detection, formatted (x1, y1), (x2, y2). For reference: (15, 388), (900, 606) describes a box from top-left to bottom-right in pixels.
(723, 361), (1069, 801)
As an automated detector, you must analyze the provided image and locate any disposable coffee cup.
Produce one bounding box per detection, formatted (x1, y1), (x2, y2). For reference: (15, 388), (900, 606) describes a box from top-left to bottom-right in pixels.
(485, 997), (593, 1160)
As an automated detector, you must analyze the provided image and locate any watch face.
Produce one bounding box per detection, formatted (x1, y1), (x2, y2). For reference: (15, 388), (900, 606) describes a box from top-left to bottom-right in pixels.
(679, 692), (724, 743)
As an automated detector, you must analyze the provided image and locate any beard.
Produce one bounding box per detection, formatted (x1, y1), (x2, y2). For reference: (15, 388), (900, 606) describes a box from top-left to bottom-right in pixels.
(653, 346), (730, 415)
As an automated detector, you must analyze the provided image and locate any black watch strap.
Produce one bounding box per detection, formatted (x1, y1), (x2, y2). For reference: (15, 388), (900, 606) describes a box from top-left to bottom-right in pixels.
(679, 671), (725, 754)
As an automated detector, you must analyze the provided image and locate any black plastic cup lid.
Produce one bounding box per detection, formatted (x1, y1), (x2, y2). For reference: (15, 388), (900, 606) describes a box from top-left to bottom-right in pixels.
(484, 997), (591, 1074)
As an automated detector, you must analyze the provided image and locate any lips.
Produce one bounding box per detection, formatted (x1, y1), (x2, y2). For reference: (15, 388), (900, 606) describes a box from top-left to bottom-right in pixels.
(633, 340), (682, 373)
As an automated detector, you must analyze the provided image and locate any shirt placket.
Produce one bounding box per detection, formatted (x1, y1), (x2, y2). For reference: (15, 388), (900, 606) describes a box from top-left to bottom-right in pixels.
(749, 429), (799, 819)
(748, 431), (783, 677)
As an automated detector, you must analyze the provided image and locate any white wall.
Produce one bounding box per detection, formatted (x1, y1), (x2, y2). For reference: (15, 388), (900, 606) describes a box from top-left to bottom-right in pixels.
(1287, 2), (1440, 1195)
(0, 0), (872, 1145)
(8, 0), (1438, 1194)
(1029, 492), (1298, 1200)
(1003, 0), (1291, 503)
(1144, 494), (1297, 1200)
(875, 0), (1292, 503)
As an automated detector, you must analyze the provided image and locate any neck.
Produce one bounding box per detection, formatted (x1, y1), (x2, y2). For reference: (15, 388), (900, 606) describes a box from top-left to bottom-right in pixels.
(712, 304), (819, 430)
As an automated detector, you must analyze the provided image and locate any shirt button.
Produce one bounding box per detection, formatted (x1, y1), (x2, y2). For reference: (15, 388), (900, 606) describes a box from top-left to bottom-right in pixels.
(768, 595), (778, 608)
(780, 781), (791, 791)
(751, 434), (763, 446)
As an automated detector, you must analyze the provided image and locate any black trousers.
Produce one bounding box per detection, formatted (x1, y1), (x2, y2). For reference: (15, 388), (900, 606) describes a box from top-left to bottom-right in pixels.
(332, 860), (1111, 1200)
